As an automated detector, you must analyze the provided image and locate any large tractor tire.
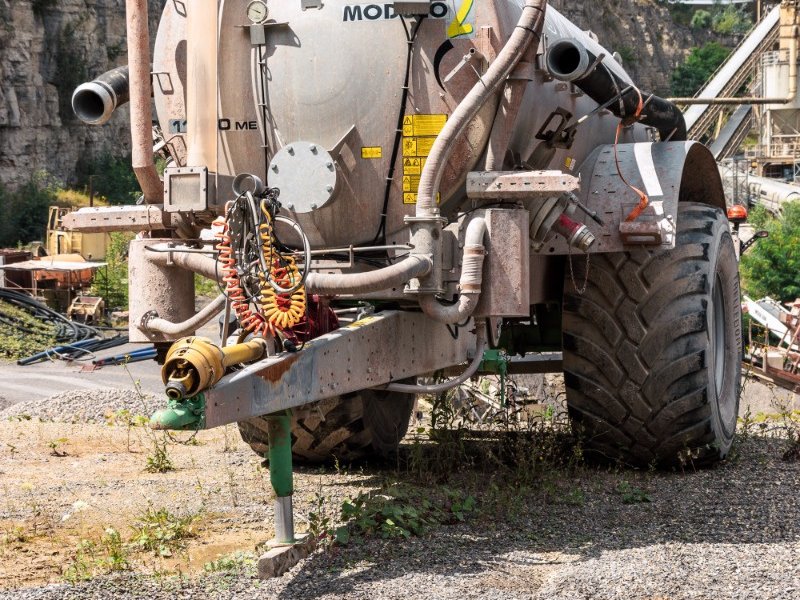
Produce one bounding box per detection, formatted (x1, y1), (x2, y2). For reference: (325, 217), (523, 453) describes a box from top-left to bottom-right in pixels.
(237, 389), (415, 464)
(562, 202), (741, 467)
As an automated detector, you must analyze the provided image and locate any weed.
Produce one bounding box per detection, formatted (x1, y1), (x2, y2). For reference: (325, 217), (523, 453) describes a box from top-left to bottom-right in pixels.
(145, 437), (174, 473)
(616, 480), (651, 504)
(129, 505), (200, 557)
(335, 484), (477, 544)
(48, 438), (69, 457)
(62, 528), (130, 583)
(203, 551), (256, 573)
(562, 488), (586, 506)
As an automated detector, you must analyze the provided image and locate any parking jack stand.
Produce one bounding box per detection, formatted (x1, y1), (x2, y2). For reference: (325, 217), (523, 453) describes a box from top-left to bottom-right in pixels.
(257, 412), (315, 578)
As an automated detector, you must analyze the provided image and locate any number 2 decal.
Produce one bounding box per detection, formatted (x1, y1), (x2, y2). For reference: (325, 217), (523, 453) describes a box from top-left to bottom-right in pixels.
(447, 0), (474, 38)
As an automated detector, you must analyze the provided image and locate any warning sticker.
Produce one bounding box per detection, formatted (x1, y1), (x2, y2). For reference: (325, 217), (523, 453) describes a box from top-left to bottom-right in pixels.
(403, 192), (440, 205)
(401, 114), (446, 201)
(361, 146), (382, 159)
(402, 157), (422, 175)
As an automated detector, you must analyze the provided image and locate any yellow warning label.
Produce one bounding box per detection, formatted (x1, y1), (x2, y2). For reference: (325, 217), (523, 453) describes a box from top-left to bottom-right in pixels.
(402, 192), (440, 205)
(402, 116), (414, 137)
(361, 146), (382, 159)
(411, 114), (447, 136)
(564, 156), (575, 171)
(402, 175), (421, 192)
(403, 157), (424, 175)
(415, 137), (436, 157)
(402, 137), (438, 158)
(402, 138), (417, 157)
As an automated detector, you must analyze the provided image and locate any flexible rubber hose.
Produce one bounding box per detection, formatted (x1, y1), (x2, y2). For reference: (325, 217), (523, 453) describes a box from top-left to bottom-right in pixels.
(142, 293), (226, 336)
(415, 0), (548, 217)
(419, 217), (487, 324)
(305, 255), (433, 295)
(380, 321), (487, 394)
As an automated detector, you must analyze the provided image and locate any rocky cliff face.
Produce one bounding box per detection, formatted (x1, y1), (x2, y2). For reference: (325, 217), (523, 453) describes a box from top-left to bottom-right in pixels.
(0, 0), (162, 191)
(0, 0), (716, 191)
(551, 0), (713, 95)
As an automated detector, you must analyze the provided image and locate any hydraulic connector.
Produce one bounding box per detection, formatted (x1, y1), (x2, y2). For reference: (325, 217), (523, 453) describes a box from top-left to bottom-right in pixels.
(161, 336), (269, 400)
(150, 393), (206, 430)
(552, 213), (596, 252)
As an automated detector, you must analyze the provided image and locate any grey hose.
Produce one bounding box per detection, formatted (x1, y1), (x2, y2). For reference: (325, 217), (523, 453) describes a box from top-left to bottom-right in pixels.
(146, 244), (431, 296)
(419, 217), (487, 324)
(415, 0), (547, 217)
(146, 247), (220, 281)
(379, 321), (487, 394)
(142, 294), (226, 336)
(305, 255), (432, 295)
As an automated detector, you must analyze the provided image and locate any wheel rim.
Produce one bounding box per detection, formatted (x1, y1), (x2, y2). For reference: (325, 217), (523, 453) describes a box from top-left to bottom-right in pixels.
(711, 272), (735, 431)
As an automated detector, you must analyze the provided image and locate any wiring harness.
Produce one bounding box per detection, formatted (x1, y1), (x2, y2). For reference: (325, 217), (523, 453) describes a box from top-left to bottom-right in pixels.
(214, 189), (309, 341)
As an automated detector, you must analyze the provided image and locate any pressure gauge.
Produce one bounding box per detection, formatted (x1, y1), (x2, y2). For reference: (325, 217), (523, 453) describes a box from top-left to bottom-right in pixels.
(246, 0), (268, 24)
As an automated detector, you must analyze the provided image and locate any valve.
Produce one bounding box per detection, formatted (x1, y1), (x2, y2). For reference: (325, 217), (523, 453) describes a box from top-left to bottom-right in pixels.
(553, 213), (596, 252)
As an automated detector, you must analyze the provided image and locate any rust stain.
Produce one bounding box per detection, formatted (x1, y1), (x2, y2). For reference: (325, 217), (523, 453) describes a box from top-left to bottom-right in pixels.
(257, 354), (299, 384)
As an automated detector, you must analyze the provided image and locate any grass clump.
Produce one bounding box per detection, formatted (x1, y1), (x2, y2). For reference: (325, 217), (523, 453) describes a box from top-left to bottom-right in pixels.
(0, 299), (58, 360)
(129, 505), (200, 557)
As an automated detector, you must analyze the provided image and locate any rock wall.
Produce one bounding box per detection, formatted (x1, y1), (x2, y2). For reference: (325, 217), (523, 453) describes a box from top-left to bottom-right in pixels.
(0, 0), (723, 191)
(0, 0), (163, 191)
(551, 0), (716, 96)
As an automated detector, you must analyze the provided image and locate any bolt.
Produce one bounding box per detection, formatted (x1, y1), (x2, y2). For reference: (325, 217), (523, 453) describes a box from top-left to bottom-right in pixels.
(271, 164), (278, 172)
(326, 161), (333, 170)
(310, 203), (318, 210)
(325, 185), (333, 193)
(310, 145), (317, 153)
(287, 146), (294, 155)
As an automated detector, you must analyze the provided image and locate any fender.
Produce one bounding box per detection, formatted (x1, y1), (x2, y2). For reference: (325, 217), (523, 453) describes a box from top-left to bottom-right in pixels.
(540, 141), (726, 254)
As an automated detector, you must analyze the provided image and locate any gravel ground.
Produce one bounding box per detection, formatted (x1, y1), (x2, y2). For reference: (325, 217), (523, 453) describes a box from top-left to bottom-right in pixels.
(1, 374), (799, 599)
(1, 428), (798, 600)
(0, 389), (159, 424)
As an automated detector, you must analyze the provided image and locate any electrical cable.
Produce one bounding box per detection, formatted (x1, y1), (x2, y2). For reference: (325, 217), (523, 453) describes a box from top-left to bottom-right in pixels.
(371, 15), (426, 245)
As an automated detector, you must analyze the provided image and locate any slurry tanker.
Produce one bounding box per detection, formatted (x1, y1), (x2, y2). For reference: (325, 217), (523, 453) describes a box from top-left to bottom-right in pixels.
(68, 0), (741, 564)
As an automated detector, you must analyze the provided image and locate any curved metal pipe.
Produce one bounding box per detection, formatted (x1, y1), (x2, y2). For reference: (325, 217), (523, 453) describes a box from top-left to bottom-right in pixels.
(419, 217), (486, 324)
(146, 246), (220, 281)
(415, 0), (548, 217)
(126, 0), (162, 203)
(305, 255), (433, 295)
(72, 66), (130, 125)
(143, 294), (226, 336)
(380, 321), (487, 394)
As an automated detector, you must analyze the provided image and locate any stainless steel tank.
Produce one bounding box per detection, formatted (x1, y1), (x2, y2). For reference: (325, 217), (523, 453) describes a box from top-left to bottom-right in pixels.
(152, 0), (651, 247)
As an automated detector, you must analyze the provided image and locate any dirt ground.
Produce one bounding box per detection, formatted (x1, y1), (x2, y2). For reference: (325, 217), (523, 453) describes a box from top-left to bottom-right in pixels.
(0, 375), (799, 598)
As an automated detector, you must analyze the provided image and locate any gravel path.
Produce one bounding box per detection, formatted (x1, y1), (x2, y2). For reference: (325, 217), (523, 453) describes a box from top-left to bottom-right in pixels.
(1, 432), (798, 600)
(0, 388), (159, 424)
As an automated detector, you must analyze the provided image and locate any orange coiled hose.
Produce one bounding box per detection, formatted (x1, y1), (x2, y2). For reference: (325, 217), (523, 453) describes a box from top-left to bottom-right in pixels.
(214, 214), (269, 336)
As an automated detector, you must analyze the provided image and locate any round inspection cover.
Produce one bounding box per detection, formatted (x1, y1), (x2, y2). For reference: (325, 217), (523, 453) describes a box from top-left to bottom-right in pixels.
(268, 141), (338, 213)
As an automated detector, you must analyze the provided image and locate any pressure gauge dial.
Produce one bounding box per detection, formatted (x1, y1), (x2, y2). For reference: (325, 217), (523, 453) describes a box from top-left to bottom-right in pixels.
(246, 0), (268, 24)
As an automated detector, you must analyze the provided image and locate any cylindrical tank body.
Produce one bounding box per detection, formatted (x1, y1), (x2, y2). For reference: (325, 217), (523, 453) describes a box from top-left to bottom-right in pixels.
(748, 174), (800, 214)
(152, 0), (650, 247)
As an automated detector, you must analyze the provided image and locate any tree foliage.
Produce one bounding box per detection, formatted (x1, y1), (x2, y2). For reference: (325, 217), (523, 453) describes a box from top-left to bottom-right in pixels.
(741, 202), (800, 301)
(75, 153), (142, 205)
(671, 42), (731, 98)
(89, 232), (133, 310)
(690, 10), (712, 30)
(0, 172), (57, 247)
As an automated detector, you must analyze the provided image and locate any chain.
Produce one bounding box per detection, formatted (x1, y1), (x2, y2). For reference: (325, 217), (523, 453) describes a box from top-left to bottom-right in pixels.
(567, 244), (590, 295)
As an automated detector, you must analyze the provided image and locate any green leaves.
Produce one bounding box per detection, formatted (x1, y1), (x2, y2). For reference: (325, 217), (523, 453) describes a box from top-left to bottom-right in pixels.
(741, 201), (800, 301)
(671, 42), (731, 98)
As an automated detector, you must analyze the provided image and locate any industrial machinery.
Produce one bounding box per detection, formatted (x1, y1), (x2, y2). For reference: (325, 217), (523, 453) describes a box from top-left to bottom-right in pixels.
(66, 0), (742, 562)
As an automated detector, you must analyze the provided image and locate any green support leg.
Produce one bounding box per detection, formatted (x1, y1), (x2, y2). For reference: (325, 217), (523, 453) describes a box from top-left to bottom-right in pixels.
(266, 412), (294, 544)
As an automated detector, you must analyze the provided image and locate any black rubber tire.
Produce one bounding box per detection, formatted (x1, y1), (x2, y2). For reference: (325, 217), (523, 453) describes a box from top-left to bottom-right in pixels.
(562, 202), (741, 467)
(237, 390), (415, 464)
